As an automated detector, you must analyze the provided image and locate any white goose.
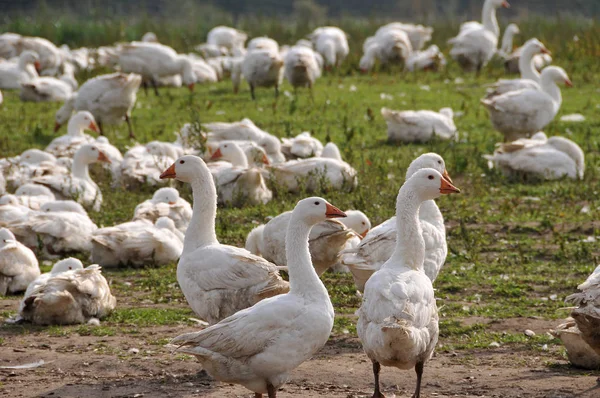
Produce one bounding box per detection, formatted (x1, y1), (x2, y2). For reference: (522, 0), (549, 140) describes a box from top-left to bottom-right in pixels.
(241, 48), (284, 100)
(269, 156), (357, 193)
(15, 36), (62, 74)
(0, 50), (39, 89)
(21, 257), (84, 300)
(283, 45), (322, 91)
(321, 142), (342, 160)
(0, 228), (40, 295)
(360, 29), (412, 72)
(117, 42), (196, 95)
(252, 209), (370, 275)
(552, 317), (600, 370)
(0, 195), (33, 247)
(310, 26), (349, 68)
(504, 30), (553, 74)
(19, 200), (98, 258)
(45, 111), (99, 157)
(486, 38), (551, 98)
(159, 155), (289, 324)
(208, 141), (272, 206)
(91, 217), (183, 267)
(33, 144), (110, 211)
(498, 23), (520, 58)
(19, 263), (116, 325)
(207, 26), (247, 53)
(119, 142), (178, 187)
(342, 153), (453, 292)
(281, 131), (324, 159)
(247, 37), (279, 52)
(20, 76), (73, 102)
(484, 132), (585, 180)
(170, 197), (344, 397)
(14, 183), (55, 210)
(382, 107), (456, 143)
(405, 45), (446, 72)
(481, 66), (572, 141)
(55, 73), (142, 138)
(133, 187), (192, 233)
(375, 23), (433, 52)
(357, 169), (460, 398)
(448, 0), (509, 72)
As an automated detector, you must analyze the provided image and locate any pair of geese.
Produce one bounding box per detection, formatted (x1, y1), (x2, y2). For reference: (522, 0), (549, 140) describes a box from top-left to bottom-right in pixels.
(159, 152), (459, 398)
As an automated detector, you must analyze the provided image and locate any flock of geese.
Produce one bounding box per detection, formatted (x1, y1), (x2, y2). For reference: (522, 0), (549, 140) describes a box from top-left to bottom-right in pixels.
(0, 0), (598, 396)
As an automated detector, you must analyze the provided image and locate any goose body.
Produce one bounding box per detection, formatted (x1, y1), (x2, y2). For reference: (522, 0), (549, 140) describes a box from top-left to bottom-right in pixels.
(0, 196), (33, 246)
(360, 29), (412, 72)
(342, 154), (452, 292)
(159, 155), (289, 325)
(247, 37), (279, 53)
(120, 142), (179, 187)
(310, 26), (349, 68)
(0, 228), (40, 295)
(0, 50), (39, 89)
(171, 197), (342, 396)
(552, 317), (600, 369)
(15, 36), (61, 74)
(281, 131), (323, 159)
(14, 183), (55, 210)
(241, 48), (284, 100)
(283, 45), (321, 90)
(269, 157), (357, 193)
(207, 26), (247, 53)
(21, 257), (84, 300)
(481, 66), (571, 141)
(405, 45), (445, 72)
(357, 169), (460, 398)
(485, 133), (585, 180)
(133, 187), (192, 233)
(382, 107), (456, 143)
(19, 263), (115, 325)
(375, 23), (433, 52)
(45, 111), (99, 157)
(20, 76), (73, 102)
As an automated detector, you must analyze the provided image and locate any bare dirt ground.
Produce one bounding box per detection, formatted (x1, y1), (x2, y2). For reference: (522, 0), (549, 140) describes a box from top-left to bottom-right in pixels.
(2, 302), (599, 398)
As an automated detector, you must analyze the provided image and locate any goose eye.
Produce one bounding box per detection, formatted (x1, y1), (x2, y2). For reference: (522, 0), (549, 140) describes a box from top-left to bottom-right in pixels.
(68, 266), (72, 270)
(437, 160), (442, 164)
(224, 145), (228, 148)
(91, 147), (96, 151)
(314, 201), (320, 205)
(180, 160), (185, 164)
(362, 222), (366, 225)
(428, 175), (434, 180)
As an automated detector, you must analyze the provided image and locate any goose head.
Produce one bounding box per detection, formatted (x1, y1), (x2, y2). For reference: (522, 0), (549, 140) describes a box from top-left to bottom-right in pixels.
(0, 228), (17, 248)
(141, 32), (158, 43)
(155, 216), (177, 230)
(210, 141), (249, 168)
(406, 168), (461, 201)
(51, 257), (84, 274)
(321, 142), (342, 161)
(0, 194), (19, 206)
(341, 210), (371, 237)
(246, 146), (270, 167)
(293, 196), (347, 225)
(40, 200), (87, 214)
(522, 38), (551, 57)
(489, 0), (510, 8)
(152, 187), (180, 205)
(259, 135), (282, 155)
(439, 108), (454, 119)
(19, 50), (40, 71)
(67, 111), (99, 136)
(547, 137), (585, 179)
(19, 149), (56, 165)
(505, 23), (520, 36)
(541, 66), (572, 87)
(160, 155), (208, 183)
(15, 183), (54, 198)
(406, 153), (452, 183)
(74, 144), (111, 165)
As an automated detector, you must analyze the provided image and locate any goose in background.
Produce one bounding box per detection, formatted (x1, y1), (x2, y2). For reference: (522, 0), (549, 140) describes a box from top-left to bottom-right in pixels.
(281, 131), (324, 159)
(132, 187), (192, 233)
(241, 48), (284, 100)
(357, 169), (460, 398)
(405, 45), (446, 72)
(0, 195), (33, 246)
(375, 23), (433, 52)
(159, 155), (289, 324)
(14, 184), (55, 210)
(207, 26), (247, 54)
(309, 26), (349, 68)
(498, 23), (520, 59)
(20, 75), (73, 102)
(46, 111), (99, 157)
(0, 50), (39, 89)
(119, 141), (179, 188)
(247, 37), (279, 53)
(382, 107), (456, 143)
(481, 66), (571, 141)
(283, 45), (322, 92)
(360, 28), (412, 72)
(14, 36), (62, 74)
(170, 197), (344, 397)
(0, 228), (40, 295)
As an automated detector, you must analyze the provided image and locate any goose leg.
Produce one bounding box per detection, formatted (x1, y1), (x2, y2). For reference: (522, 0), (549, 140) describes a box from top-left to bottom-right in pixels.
(372, 361), (385, 398)
(255, 394), (263, 398)
(151, 79), (159, 96)
(266, 382), (277, 398)
(142, 80), (148, 96)
(411, 361), (424, 398)
(274, 84), (279, 99)
(125, 114), (135, 139)
(250, 84), (256, 101)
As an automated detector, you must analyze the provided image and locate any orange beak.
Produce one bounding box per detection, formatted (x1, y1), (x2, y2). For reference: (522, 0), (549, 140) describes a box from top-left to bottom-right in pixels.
(160, 163), (176, 179)
(541, 47), (551, 55)
(564, 79), (573, 87)
(168, 201), (176, 205)
(210, 148), (223, 161)
(501, 1), (510, 8)
(262, 154), (270, 165)
(360, 230), (369, 239)
(440, 178), (460, 194)
(360, 68), (368, 74)
(188, 83), (195, 92)
(97, 150), (111, 163)
(54, 122), (62, 132)
(89, 121), (99, 133)
(442, 169), (453, 184)
(34, 61), (41, 72)
(325, 203), (347, 219)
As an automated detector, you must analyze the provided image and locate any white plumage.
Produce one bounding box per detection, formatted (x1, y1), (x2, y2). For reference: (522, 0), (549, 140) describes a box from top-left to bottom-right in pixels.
(382, 107), (456, 143)
(0, 228), (40, 295)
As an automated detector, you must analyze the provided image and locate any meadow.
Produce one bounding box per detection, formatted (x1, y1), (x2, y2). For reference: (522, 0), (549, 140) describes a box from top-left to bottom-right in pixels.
(1, 16), (600, 397)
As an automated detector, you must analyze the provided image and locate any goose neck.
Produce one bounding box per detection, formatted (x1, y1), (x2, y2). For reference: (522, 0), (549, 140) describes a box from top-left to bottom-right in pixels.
(285, 216), (329, 299)
(519, 47), (540, 82)
(420, 199), (444, 228)
(230, 147), (249, 168)
(542, 79), (562, 109)
(388, 186), (426, 271)
(71, 153), (91, 180)
(482, 1), (500, 37)
(500, 31), (514, 54)
(184, 171), (218, 252)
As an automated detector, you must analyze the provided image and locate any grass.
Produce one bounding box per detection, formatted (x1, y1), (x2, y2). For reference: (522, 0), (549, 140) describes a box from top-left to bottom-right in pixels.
(0, 19), (599, 367)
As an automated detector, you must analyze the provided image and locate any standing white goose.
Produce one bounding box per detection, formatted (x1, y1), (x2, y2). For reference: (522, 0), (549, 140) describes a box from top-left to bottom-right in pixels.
(159, 155), (289, 324)
(481, 66), (572, 141)
(33, 144), (110, 211)
(45, 111), (99, 157)
(0, 228), (40, 295)
(357, 169), (460, 398)
(207, 26), (247, 54)
(170, 196), (345, 397)
(310, 26), (349, 68)
(342, 153), (453, 292)
(283, 45), (322, 92)
(0, 50), (39, 89)
(241, 48), (284, 100)
(55, 73), (142, 138)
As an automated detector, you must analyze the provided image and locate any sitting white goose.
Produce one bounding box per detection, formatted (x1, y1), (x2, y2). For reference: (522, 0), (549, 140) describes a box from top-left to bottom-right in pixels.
(0, 50), (39, 89)
(170, 197), (344, 397)
(269, 156), (357, 193)
(91, 217), (183, 267)
(342, 153), (453, 292)
(20, 200), (98, 258)
(159, 155), (289, 324)
(0, 228), (40, 295)
(45, 111), (99, 157)
(281, 131), (323, 159)
(374, 23), (433, 52)
(21, 257), (84, 301)
(2, 149), (62, 188)
(132, 187), (192, 233)
(485, 38), (551, 98)
(481, 66), (572, 141)
(448, 0), (509, 72)
(250, 209), (370, 275)
(357, 169), (460, 398)
(33, 144), (110, 211)
(241, 48), (284, 100)
(19, 263), (116, 325)
(120, 142), (177, 187)
(94, 136), (123, 181)
(14, 183), (55, 210)
(208, 141), (272, 206)
(405, 45), (446, 72)
(0, 195), (33, 246)
(382, 107), (456, 143)
(20, 75), (74, 102)
(321, 142), (342, 160)
(484, 132), (585, 180)
(552, 316), (600, 370)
